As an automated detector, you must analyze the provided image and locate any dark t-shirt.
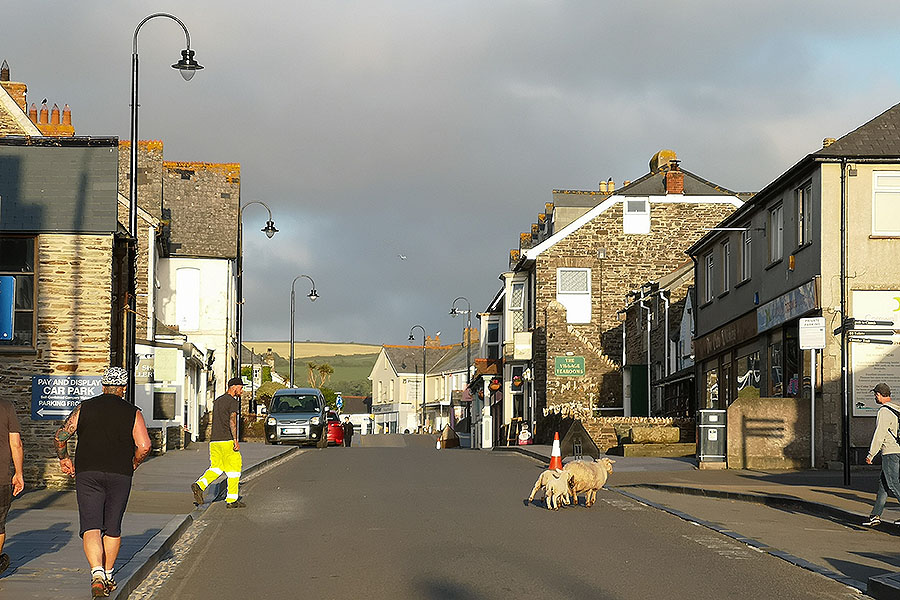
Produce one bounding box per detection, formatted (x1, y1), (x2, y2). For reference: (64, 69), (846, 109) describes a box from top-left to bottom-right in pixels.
(0, 400), (21, 482)
(342, 421), (354, 439)
(210, 393), (239, 442)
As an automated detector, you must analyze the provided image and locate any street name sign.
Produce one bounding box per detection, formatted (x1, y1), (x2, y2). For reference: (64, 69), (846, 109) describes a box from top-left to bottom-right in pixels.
(31, 375), (102, 420)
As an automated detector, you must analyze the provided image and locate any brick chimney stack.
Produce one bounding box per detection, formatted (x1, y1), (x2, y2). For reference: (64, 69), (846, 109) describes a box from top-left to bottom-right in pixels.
(0, 59), (28, 112)
(665, 160), (684, 194)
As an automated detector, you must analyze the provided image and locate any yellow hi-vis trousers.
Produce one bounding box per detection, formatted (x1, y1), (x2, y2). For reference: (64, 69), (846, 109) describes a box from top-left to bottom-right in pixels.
(195, 440), (243, 503)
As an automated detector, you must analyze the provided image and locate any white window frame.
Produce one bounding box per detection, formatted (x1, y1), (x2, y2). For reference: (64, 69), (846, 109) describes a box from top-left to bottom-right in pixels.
(768, 204), (783, 262)
(797, 181), (812, 247)
(873, 171), (900, 236)
(704, 252), (714, 303)
(509, 282), (525, 311)
(623, 197), (651, 234)
(721, 239), (730, 293)
(556, 267), (591, 323)
(740, 226), (751, 282)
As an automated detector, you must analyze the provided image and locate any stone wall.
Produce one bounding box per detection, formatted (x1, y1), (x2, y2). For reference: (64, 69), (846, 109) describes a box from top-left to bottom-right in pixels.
(726, 395), (810, 469)
(539, 408), (695, 451)
(0, 234), (114, 489)
(534, 201), (737, 416)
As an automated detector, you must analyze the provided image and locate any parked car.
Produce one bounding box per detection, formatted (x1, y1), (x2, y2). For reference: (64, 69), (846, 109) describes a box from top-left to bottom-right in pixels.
(264, 388), (327, 446)
(326, 411), (344, 446)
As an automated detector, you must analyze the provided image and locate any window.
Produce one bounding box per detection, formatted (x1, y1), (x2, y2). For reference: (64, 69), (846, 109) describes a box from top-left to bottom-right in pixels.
(703, 252), (714, 302)
(486, 321), (500, 359)
(623, 197), (651, 234)
(736, 348), (760, 400)
(625, 199), (649, 215)
(873, 172), (900, 236)
(557, 268), (591, 323)
(509, 281), (525, 332)
(797, 181), (812, 246)
(768, 332), (783, 397)
(0, 236), (36, 348)
(703, 362), (719, 409)
(721, 240), (731, 293)
(768, 204), (783, 262)
(740, 226), (751, 281)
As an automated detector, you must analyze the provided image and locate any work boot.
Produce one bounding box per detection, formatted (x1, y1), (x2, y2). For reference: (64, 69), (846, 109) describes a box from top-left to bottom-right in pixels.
(191, 482), (204, 506)
(863, 515), (882, 527)
(226, 500), (247, 508)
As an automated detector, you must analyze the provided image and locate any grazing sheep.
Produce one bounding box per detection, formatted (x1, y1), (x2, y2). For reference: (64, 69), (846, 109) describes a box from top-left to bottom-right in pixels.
(526, 469), (573, 509)
(563, 458), (615, 507)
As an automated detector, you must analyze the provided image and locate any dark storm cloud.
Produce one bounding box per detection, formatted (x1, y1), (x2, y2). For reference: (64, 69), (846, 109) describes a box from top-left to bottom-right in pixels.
(5, 1), (900, 344)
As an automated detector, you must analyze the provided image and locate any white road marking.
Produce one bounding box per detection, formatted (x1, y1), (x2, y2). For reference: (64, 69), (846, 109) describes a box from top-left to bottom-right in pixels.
(682, 534), (753, 560)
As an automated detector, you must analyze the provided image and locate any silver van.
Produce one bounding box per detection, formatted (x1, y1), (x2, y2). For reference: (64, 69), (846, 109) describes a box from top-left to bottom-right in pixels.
(264, 388), (327, 446)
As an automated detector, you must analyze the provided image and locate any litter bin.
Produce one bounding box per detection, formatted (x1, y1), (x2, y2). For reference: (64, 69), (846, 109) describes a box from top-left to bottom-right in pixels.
(698, 409), (726, 464)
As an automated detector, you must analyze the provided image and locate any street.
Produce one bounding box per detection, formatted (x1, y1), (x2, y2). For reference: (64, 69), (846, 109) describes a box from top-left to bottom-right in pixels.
(142, 438), (863, 600)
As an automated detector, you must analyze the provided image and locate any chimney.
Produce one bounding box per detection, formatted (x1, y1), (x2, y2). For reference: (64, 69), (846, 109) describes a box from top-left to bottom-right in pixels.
(599, 181), (608, 193)
(39, 101), (49, 124)
(28, 103), (37, 123)
(50, 103), (60, 125)
(665, 160), (684, 194)
(62, 104), (71, 125)
(0, 60), (28, 111)
(0, 60), (8, 81)
(607, 178), (615, 193)
(823, 137), (836, 148)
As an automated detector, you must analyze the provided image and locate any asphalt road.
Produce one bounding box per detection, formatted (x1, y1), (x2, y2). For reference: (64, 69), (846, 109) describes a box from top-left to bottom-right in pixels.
(147, 435), (864, 600)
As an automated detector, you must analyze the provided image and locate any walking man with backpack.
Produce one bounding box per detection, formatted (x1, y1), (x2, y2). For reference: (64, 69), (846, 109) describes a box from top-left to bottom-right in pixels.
(863, 383), (900, 526)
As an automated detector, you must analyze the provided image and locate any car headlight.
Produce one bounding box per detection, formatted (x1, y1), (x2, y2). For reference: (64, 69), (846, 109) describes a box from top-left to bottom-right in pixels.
(266, 417), (276, 426)
(310, 416), (321, 425)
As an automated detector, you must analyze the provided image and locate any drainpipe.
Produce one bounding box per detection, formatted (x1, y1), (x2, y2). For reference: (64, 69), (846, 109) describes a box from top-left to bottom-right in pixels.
(840, 158), (850, 486)
(639, 293), (651, 415)
(661, 290), (670, 377)
(617, 308), (627, 417)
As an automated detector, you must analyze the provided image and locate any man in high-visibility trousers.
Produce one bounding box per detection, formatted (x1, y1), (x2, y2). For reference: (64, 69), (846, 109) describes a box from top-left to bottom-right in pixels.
(192, 377), (245, 508)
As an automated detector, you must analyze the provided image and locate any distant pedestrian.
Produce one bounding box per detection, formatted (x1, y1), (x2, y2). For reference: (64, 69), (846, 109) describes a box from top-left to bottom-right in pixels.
(192, 377), (245, 508)
(54, 367), (152, 597)
(342, 416), (354, 447)
(863, 383), (900, 527)
(0, 385), (24, 576)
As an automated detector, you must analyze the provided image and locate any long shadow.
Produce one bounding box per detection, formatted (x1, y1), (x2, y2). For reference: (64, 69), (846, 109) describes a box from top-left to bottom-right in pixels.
(114, 527), (164, 568)
(821, 554), (900, 585)
(1, 521), (73, 576)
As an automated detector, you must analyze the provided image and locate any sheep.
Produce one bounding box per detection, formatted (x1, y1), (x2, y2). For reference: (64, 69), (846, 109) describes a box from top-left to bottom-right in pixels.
(526, 468), (573, 509)
(563, 457), (615, 507)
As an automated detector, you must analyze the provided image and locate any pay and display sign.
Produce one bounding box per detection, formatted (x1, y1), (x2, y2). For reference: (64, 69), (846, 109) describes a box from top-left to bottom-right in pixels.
(31, 375), (101, 420)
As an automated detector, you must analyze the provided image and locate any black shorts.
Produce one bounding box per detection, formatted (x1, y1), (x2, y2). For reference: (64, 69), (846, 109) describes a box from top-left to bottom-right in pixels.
(0, 484), (11, 535)
(75, 471), (133, 538)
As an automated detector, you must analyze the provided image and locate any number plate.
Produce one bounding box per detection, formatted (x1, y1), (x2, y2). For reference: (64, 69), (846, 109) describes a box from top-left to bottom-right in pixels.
(281, 427), (305, 435)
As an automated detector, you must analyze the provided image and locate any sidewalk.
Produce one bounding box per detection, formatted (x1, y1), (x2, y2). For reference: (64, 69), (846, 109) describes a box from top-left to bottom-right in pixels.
(499, 444), (900, 598)
(0, 442), (296, 599)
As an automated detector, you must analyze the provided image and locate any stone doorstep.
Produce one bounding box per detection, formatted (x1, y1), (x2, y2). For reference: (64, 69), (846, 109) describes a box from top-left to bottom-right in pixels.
(610, 442), (697, 458)
(868, 572), (900, 600)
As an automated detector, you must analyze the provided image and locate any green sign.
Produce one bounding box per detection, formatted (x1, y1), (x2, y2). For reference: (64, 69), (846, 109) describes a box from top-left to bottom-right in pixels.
(554, 356), (585, 377)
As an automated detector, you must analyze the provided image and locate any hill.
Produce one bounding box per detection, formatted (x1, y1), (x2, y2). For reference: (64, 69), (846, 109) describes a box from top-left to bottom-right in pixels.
(246, 342), (380, 397)
(245, 341), (380, 360)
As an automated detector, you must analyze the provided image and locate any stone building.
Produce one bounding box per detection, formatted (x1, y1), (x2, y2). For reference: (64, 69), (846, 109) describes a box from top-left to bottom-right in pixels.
(689, 100), (900, 469)
(486, 150), (745, 445)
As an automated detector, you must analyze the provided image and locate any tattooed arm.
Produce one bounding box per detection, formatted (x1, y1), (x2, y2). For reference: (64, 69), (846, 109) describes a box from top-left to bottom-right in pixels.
(230, 410), (240, 452)
(54, 405), (80, 476)
(132, 410), (152, 470)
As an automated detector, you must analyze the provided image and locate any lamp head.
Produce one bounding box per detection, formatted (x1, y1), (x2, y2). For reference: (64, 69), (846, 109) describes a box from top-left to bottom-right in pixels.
(408, 333), (415, 341)
(307, 289), (318, 302)
(262, 220), (278, 238)
(449, 307), (458, 317)
(172, 49), (203, 81)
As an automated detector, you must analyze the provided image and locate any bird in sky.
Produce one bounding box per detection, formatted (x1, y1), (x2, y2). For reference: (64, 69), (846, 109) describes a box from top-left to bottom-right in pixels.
(398, 254), (407, 260)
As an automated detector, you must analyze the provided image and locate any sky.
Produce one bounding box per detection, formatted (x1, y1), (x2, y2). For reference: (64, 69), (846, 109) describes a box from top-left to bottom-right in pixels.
(5, 1), (900, 347)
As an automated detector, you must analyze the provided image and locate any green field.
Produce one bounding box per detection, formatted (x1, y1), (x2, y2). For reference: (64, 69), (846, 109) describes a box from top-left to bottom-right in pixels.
(270, 351), (378, 397)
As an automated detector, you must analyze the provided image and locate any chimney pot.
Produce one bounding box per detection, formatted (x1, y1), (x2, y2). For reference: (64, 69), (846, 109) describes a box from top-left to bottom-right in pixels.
(50, 103), (60, 125)
(39, 102), (49, 124)
(607, 178), (615, 193)
(0, 60), (8, 82)
(62, 104), (72, 125)
(28, 103), (37, 122)
(599, 181), (608, 193)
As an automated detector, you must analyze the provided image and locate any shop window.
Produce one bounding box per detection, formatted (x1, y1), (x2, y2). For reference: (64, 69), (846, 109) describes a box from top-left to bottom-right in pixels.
(704, 362), (719, 409)
(721, 353), (733, 406)
(0, 236), (36, 349)
(736, 349), (761, 400)
(784, 327), (801, 398)
(768, 334), (783, 397)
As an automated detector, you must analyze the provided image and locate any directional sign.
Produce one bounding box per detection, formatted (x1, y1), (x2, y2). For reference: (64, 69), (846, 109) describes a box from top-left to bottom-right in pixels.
(31, 375), (101, 420)
(848, 337), (895, 345)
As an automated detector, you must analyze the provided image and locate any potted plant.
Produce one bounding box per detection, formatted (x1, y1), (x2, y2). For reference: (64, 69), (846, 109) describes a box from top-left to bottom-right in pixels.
(512, 375), (523, 388)
(489, 378), (501, 391)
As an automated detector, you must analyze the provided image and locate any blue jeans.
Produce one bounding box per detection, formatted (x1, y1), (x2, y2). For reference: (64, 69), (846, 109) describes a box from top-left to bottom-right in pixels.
(871, 453), (900, 517)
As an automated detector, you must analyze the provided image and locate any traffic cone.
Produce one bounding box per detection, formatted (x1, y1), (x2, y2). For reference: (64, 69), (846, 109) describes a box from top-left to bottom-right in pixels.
(548, 432), (563, 470)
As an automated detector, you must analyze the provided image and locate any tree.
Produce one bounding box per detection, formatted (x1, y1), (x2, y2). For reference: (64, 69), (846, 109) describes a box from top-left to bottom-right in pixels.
(306, 362), (334, 388)
(256, 381), (285, 409)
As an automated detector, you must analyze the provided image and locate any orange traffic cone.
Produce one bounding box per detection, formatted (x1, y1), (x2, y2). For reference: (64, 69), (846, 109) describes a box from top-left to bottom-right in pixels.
(548, 432), (563, 470)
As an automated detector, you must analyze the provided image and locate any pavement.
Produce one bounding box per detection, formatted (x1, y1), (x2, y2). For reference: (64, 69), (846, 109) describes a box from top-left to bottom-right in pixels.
(498, 444), (900, 599)
(0, 441), (296, 599)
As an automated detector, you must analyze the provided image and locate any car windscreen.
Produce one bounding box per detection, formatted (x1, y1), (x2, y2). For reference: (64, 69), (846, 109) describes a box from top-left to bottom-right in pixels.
(270, 394), (320, 413)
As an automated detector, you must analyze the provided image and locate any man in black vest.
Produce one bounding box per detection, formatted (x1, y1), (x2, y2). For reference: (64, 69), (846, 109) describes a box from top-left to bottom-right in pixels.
(54, 367), (152, 598)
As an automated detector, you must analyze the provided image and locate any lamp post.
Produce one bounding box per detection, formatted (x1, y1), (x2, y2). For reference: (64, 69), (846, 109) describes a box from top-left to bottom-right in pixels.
(289, 275), (318, 387)
(126, 13), (203, 404)
(409, 325), (426, 432)
(450, 297), (472, 433)
(236, 200), (277, 394)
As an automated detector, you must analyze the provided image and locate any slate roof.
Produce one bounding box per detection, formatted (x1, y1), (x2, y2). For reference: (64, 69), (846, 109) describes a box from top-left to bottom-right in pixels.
(815, 100), (900, 157)
(383, 345), (454, 375)
(429, 343), (471, 374)
(616, 167), (739, 197)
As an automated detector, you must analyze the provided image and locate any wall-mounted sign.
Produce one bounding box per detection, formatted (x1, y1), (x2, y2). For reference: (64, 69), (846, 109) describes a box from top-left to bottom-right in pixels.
(554, 356), (585, 377)
(757, 279), (819, 333)
(513, 332), (533, 360)
(0, 276), (14, 341)
(851, 290), (900, 416)
(799, 316), (826, 350)
(31, 375), (101, 420)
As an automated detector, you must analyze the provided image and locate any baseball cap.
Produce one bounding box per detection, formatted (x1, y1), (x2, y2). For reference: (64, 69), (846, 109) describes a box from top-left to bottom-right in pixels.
(227, 376), (244, 387)
(873, 383), (892, 397)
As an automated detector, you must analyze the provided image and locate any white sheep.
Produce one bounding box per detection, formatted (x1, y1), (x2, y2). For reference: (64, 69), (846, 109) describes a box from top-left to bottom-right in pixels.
(563, 457), (615, 507)
(526, 469), (573, 509)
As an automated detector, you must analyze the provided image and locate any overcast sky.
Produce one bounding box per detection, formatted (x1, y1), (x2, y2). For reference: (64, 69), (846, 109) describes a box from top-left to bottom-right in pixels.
(6, 2), (900, 347)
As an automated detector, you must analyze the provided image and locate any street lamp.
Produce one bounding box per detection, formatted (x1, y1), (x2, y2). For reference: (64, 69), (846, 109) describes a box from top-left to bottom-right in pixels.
(290, 275), (318, 387)
(126, 13), (202, 404)
(409, 324), (426, 432)
(450, 297), (472, 434)
(237, 200), (277, 402)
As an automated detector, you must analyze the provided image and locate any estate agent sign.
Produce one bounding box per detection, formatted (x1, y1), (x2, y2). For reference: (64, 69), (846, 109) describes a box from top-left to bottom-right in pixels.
(554, 356), (585, 377)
